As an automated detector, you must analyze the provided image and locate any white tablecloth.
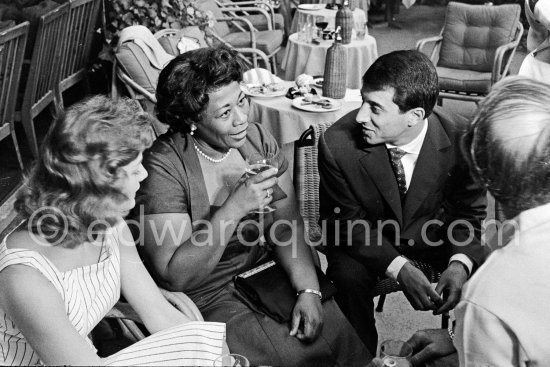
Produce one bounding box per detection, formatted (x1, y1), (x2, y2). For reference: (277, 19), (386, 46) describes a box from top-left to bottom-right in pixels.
(248, 88), (362, 146)
(290, 7), (368, 34)
(281, 33), (378, 89)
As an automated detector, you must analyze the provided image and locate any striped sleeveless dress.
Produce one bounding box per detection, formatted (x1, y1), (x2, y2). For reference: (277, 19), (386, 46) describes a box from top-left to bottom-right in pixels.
(0, 222), (226, 366)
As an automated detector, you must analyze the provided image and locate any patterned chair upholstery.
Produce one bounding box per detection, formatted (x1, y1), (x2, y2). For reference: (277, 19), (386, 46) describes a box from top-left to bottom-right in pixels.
(416, 2), (523, 103)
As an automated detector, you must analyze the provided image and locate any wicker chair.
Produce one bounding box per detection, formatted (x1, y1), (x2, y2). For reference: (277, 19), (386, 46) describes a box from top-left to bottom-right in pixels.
(0, 22), (29, 170)
(294, 123), (449, 328)
(216, 0), (285, 32)
(416, 2), (523, 104)
(198, 0), (284, 73)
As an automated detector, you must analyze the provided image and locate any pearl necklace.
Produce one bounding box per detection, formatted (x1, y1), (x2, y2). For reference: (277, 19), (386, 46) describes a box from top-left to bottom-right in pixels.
(193, 141), (232, 163)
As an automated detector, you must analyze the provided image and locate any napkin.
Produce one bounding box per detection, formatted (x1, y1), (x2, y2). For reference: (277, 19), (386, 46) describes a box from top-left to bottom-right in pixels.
(243, 68), (282, 85)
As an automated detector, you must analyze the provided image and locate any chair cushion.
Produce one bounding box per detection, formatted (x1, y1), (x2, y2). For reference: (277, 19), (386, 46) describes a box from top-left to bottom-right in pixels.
(437, 66), (492, 95)
(438, 2), (520, 72)
(116, 42), (160, 94)
(224, 29), (283, 56)
(232, 13), (285, 31)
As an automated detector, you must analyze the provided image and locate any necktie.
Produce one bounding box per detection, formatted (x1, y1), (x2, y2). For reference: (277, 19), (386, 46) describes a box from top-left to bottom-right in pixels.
(388, 147), (407, 200)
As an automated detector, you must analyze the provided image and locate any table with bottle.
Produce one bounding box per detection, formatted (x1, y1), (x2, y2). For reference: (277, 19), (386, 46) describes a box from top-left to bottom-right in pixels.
(247, 87), (363, 147)
(289, 3), (367, 34)
(281, 30), (378, 89)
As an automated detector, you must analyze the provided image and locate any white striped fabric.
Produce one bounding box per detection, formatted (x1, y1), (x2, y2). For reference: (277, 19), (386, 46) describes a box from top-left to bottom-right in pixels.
(0, 222), (226, 366)
(0, 224), (121, 366)
(103, 321), (226, 366)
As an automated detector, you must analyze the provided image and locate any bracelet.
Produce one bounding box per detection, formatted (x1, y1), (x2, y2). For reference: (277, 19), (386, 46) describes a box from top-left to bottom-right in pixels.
(447, 324), (455, 340)
(296, 289), (322, 300)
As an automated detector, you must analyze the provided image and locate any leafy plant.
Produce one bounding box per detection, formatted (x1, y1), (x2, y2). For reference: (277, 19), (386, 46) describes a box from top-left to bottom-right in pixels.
(104, 0), (214, 42)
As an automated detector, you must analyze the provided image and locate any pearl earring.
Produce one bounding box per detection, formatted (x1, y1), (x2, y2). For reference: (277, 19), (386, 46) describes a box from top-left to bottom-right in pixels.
(190, 123), (197, 136)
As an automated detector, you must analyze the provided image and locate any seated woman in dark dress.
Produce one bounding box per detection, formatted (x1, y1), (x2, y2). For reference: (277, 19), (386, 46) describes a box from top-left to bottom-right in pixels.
(132, 46), (370, 366)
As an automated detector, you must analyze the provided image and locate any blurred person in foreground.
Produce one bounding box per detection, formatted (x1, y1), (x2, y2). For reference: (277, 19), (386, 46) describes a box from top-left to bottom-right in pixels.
(132, 46), (370, 366)
(0, 96), (227, 366)
(407, 76), (550, 366)
(317, 49), (487, 355)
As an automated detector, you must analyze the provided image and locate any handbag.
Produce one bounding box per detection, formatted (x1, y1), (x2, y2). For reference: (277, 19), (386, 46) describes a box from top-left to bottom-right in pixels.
(234, 260), (337, 323)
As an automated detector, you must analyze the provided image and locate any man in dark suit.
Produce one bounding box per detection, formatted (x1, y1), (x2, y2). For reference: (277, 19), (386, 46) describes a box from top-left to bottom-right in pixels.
(318, 50), (487, 355)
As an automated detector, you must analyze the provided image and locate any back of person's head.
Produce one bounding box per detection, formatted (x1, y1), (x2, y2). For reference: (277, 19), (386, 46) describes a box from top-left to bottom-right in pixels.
(362, 50), (439, 118)
(15, 95), (154, 247)
(463, 76), (550, 217)
(156, 46), (244, 133)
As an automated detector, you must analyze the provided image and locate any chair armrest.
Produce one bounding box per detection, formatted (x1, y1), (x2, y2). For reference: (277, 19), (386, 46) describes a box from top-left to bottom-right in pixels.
(159, 288), (204, 322)
(416, 35), (443, 64)
(215, 17), (258, 47)
(222, 6), (274, 30)
(222, 0), (275, 12)
(219, 9), (260, 33)
(232, 47), (271, 68)
(117, 68), (157, 103)
(492, 22), (523, 84)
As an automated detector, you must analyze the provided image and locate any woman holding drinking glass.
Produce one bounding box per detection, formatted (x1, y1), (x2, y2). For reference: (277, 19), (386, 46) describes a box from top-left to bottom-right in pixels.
(133, 46), (370, 366)
(0, 96), (226, 366)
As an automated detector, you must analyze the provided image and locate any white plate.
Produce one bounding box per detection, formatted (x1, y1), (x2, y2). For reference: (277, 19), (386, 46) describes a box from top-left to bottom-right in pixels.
(292, 96), (342, 112)
(240, 82), (288, 98)
(297, 4), (325, 10)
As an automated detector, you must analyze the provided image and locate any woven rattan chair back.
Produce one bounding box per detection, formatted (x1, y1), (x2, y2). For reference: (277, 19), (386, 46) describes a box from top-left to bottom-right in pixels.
(293, 121), (336, 245)
(0, 22), (29, 170)
(20, 3), (69, 159)
(56, 0), (100, 106)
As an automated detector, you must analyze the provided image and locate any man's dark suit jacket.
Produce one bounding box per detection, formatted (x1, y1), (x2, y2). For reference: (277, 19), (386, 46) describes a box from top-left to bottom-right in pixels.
(318, 107), (487, 275)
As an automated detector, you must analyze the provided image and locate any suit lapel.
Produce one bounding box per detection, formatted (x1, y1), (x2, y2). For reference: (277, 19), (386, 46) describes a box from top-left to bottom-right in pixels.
(403, 115), (452, 222)
(360, 146), (403, 225)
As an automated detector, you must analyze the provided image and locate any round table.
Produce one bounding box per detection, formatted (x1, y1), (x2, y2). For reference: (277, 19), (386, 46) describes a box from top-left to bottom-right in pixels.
(248, 88), (362, 146)
(281, 33), (378, 89)
(290, 6), (367, 34)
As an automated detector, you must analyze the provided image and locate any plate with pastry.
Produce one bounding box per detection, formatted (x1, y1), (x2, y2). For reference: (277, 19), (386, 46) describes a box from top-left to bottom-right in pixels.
(292, 95), (342, 112)
(240, 82), (288, 98)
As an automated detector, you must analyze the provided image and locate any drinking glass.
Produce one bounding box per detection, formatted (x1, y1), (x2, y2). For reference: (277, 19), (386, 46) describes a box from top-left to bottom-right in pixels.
(315, 16), (329, 31)
(245, 152), (277, 214)
(379, 340), (413, 367)
(213, 353), (250, 367)
(355, 21), (367, 40)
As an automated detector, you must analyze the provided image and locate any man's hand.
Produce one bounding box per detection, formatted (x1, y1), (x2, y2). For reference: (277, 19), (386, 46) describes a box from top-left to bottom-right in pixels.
(406, 329), (456, 367)
(289, 293), (323, 343)
(433, 262), (468, 315)
(397, 262), (442, 311)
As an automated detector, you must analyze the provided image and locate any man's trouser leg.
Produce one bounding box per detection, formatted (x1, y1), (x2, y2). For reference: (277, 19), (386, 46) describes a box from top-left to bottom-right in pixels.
(326, 249), (379, 356)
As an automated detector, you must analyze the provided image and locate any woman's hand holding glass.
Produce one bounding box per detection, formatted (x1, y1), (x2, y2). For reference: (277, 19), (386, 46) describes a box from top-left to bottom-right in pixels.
(224, 164), (278, 218)
(244, 153), (279, 214)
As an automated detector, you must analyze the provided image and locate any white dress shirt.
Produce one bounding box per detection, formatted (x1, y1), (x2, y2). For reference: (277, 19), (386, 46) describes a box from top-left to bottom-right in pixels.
(384, 120), (473, 280)
(454, 202), (550, 366)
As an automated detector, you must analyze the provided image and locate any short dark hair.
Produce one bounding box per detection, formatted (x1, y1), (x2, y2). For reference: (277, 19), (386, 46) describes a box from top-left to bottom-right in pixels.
(362, 50), (439, 117)
(156, 46), (244, 133)
(463, 76), (550, 216)
(15, 95), (154, 246)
